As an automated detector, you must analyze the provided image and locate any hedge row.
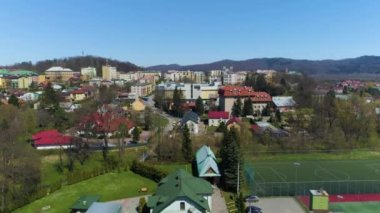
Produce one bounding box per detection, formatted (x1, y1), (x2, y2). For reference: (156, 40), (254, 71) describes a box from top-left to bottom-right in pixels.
(131, 160), (168, 182)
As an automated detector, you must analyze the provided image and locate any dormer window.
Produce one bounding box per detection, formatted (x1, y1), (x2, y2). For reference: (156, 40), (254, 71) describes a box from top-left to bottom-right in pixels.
(180, 202), (185, 210)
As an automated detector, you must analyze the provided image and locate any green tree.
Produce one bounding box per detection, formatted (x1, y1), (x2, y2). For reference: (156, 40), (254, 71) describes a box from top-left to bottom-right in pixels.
(144, 106), (153, 130)
(232, 98), (242, 117)
(182, 124), (193, 162)
(138, 197), (147, 213)
(220, 129), (240, 192)
(195, 96), (205, 116)
(8, 95), (20, 108)
(172, 87), (183, 117)
(261, 104), (271, 116)
(40, 82), (59, 109)
(275, 109), (282, 122)
(255, 74), (267, 91)
(132, 127), (141, 143)
(242, 98), (253, 116)
(236, 192), (245, 213)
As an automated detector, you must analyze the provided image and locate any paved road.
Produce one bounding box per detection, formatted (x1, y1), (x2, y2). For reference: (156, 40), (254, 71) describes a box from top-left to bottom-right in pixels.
(250, 197), (306, 213)
(212, 186), (229, 213)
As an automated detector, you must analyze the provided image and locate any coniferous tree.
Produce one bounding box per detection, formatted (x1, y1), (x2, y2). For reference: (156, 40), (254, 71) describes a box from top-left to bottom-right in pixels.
(275, 109), (282, 122)
(232, 98), (242, 117)
(132, 127), (140, 143)
(182, 124), (193, 162)
(40, 82), (59, 108)
(255, 74), (267, 91)
(8, 94), (20, 108)
(195, 96), (204, 116)
(262, 104), (271, 116)
(144, 106), (153, 130)
(242, 98), (253, 116)
(172, 87), (182, 117)
(220, 129), (240, 191)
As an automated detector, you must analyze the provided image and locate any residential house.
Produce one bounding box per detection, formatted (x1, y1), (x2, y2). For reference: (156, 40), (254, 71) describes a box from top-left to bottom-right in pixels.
(208, 111), (229, 127)
(147, 169), (213, 213)
(272, 96), (296, 112)
(195, 145), (221, 183)
(131, 98), (146, 111)
(70, 88), (91, 102)
(32, 130), (73, 150)
(70, 195), (101, 213)
(252, 91), (272, 113)
(181, 110), (200, 134)
(59, 102), (81, 112)
(251, 121), (289, 137)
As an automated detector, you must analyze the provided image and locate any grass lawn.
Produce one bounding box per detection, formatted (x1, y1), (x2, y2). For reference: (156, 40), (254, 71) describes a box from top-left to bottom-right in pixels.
(152, 113), (169, 129)
(40, 147), (147, 185)
(14, 171), (157, 213)
(154, 163), (192, 174)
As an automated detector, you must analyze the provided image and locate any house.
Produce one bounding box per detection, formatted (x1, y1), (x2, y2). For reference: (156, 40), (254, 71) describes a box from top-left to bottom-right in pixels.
(208, 111), (229, 127)
(86, 202), (122, 213)
(226, 117), (241, 131)
(272, 96), (296, 112)
(131, 98), (146, 111)
(70, 88), (91, 102)
(59, 102), (81, 112)
(251, 121), (289, 137)
(219, 86), (271, 114)
(195, 145), (221, 183)
(70, 195), (101, 213)
(147, 169), (213, 213)
(181, 110), (200, 134)
(32, 130), (72, 150)
(77, 112), (135, 137)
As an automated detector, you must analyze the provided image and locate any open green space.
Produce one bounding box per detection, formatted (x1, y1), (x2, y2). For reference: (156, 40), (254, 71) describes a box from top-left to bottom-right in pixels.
(152, 113), (169, 129)
(245, 151), (380, 196)
(330, 202), (380, 213)
(40, 147), (146, 185)
(14, 171), (157, 213)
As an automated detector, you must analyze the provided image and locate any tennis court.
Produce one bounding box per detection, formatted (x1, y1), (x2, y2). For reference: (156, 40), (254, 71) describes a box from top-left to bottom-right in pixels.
(330, 202), (380, 213)
(245, 159), (380, 196)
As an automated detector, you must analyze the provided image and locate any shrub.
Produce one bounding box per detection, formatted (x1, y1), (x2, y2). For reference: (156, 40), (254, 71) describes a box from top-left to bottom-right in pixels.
(131, 160), (168, 182)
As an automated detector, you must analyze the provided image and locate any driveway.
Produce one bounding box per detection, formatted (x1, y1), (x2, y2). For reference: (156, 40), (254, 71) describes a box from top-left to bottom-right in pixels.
(110, 195), (150, 213)
(212, 186), (228, 213)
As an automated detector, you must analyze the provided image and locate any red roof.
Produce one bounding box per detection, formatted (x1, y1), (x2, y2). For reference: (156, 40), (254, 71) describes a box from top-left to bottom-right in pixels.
(208, 111), (229, 119)
(219, 86), (255, 97)
(78, 112), (135, 133)
(32, 130), (72, 146)
(251, 91), (272, 103)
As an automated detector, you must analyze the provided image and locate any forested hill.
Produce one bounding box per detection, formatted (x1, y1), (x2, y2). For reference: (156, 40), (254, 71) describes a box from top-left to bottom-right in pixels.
(2, 56), (142, 74)
(148, 56), (380, 74)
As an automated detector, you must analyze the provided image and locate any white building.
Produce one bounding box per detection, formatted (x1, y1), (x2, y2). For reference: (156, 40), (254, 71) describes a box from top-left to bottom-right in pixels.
(81, 67), (97, 79)
(119, 72), (139, 82)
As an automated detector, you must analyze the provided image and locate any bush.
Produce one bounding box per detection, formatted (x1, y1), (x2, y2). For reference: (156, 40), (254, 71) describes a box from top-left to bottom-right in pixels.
(130, 160), (168, 182)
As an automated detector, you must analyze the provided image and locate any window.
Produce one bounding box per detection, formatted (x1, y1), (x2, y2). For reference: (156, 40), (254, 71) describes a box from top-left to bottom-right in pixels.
(180, 202), (185, 210)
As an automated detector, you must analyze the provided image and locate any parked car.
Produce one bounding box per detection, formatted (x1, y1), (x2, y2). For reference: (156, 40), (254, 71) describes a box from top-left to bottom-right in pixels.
(245, 206), (262, 213)
(245, 195), (260, 202)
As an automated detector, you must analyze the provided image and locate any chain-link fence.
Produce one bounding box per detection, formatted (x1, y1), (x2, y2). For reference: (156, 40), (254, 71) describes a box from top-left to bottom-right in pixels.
(252, 180), (380, 197)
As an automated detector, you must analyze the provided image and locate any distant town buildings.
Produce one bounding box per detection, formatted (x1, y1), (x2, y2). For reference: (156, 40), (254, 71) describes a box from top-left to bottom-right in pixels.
(156, 82), (221, 100)
(45, 66), (75, 82)
(102, 65), (117, 81)
(81, 67), (97, 80)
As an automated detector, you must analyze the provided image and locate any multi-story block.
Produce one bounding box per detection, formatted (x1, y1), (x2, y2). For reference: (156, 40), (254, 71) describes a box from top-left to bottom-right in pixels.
(102, 65), (117, 81)
(131, 83), (153, 97)
(46, 66), (74, 82)
(81, 67), (97, 80)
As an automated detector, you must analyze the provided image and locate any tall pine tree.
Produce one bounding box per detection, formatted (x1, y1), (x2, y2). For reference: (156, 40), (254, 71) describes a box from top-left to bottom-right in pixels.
(232, 98), (242, 117)
(172, 86), (183, 117)
(8, 94), (20, 108)
(195, 96), (204, 116)
(242, 98), (253, 116)
(182, 124), (193, 162)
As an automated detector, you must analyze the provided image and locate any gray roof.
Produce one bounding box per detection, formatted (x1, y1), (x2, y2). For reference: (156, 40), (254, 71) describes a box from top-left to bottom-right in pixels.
(272, 96), (296, 107)
(376, 107), (380, 115)
(181, 111), (200, 125)
(86, 202), (122, 213)
(196, 145), (221, 177)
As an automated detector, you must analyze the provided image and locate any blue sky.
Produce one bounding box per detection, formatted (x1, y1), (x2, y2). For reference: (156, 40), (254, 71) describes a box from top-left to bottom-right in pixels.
(1, 0), (380, 66)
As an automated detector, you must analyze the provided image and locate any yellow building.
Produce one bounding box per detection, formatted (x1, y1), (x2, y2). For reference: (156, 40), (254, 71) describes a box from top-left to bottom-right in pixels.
(70, 89), (89, 102)
(0, 78), (8, 88)
(45, 66), (74, 82)
(38, 75), (46, 84)
(102, 65), (117, 81)
(131, 98), (146, 111)
(18, 76), (33, 89)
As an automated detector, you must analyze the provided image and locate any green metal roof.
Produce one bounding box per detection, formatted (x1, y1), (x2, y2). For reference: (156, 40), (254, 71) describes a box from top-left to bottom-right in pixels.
(70, 195), (101, 210)
(196, 145), (221, 177)
(10, 70), (38, 76)
(147, 169), (212, 213)
(0, 69), (9, 75)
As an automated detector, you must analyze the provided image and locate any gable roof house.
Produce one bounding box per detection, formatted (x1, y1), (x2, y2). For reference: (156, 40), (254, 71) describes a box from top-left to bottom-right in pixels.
(32, 130), (73, 150)
(196, 145), (221, 183)
(208, 111), (229, 127)
(181, 110), (200, 134)
(70, 195), (101, 213)
(272, 96), (296, 112)
(251, 121), (289, 137)
(147, 169), (213, 213)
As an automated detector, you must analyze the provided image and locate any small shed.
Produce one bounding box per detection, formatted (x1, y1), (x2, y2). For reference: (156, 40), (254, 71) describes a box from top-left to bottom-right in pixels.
(70, 195), (101, 213)
(309, 189), (329, 213)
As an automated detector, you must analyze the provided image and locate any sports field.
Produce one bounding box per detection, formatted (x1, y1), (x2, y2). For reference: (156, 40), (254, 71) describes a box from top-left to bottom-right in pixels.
(245, 159), (380, 196)
(330, 202), (380, 213)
